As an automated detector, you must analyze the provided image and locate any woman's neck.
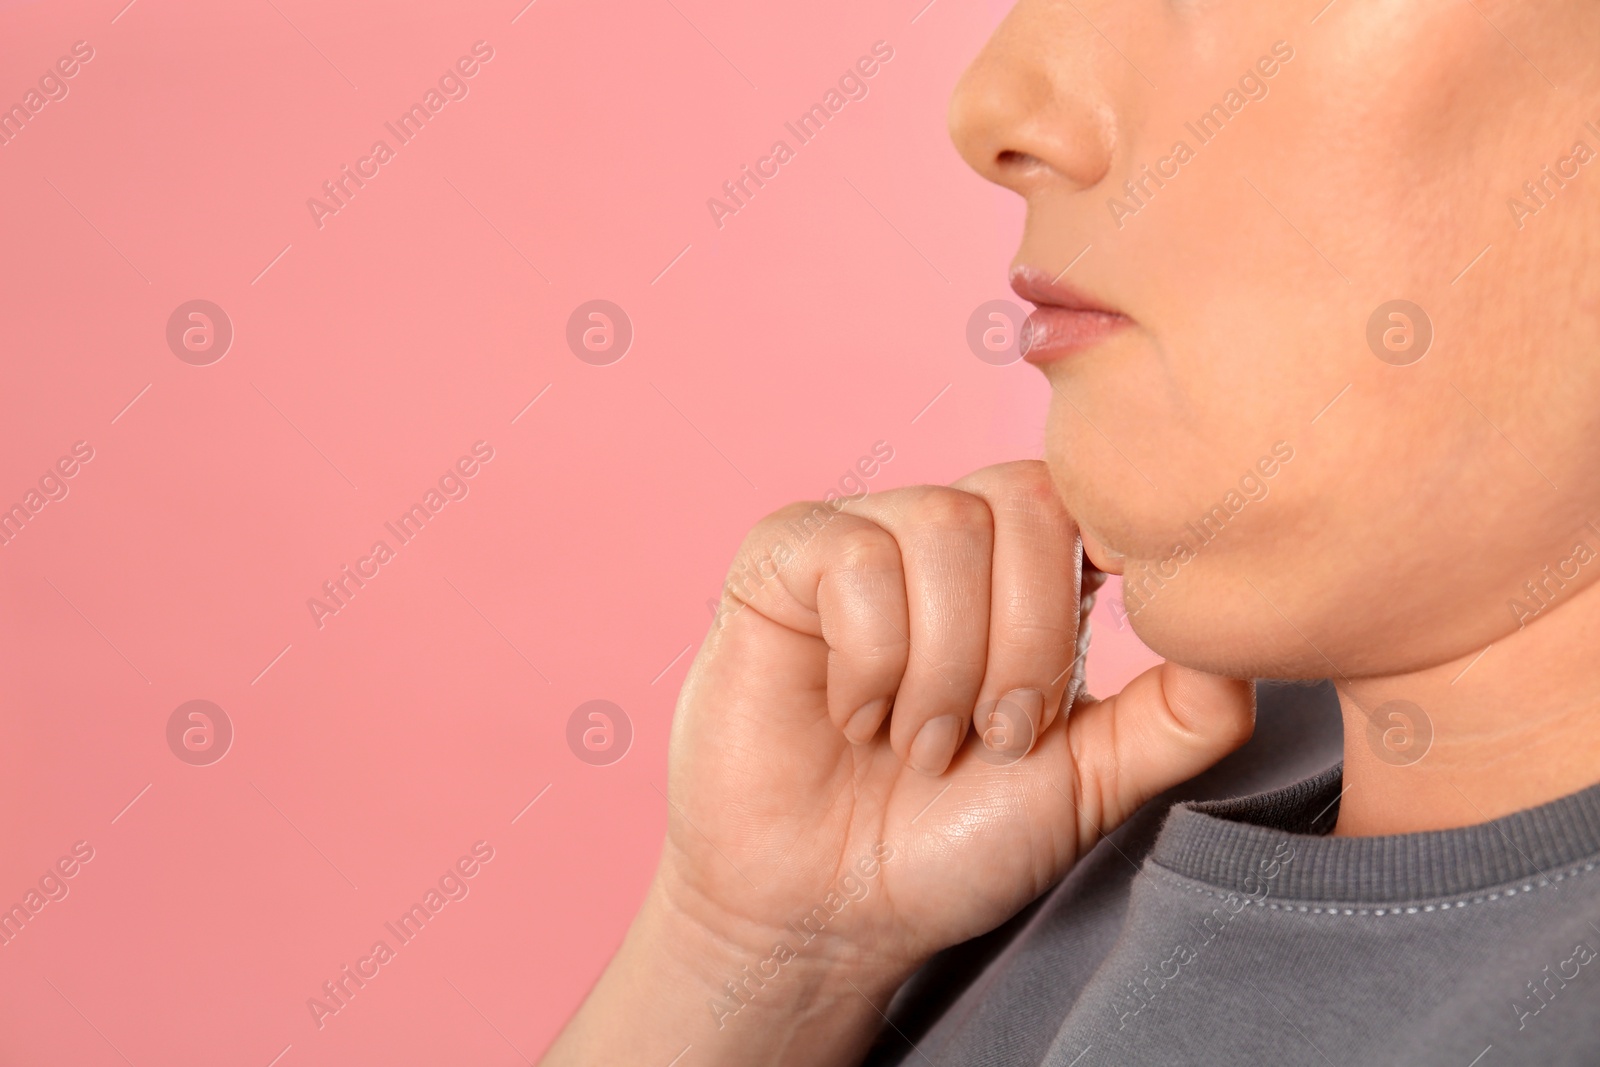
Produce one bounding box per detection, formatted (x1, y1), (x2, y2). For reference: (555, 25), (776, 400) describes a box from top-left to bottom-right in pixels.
(1333, 577), (1600, 837)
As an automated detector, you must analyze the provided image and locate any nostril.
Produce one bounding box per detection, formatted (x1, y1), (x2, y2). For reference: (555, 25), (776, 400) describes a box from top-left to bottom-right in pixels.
(947, 11), (1117, 195)
(997, 149), (1045, 169)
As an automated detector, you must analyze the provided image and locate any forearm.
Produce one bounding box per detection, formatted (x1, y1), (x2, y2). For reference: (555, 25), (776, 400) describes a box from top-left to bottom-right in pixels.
(539, 879), (914, 1067)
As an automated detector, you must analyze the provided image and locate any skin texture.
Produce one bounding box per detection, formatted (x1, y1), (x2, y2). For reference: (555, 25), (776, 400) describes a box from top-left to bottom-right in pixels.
(948, 0), (1600, 836)
(541, 3), (1600, 1064)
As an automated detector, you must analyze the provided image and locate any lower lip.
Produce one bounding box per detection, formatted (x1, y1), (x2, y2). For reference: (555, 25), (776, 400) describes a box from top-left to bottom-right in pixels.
(1023, 308), (1130, 363)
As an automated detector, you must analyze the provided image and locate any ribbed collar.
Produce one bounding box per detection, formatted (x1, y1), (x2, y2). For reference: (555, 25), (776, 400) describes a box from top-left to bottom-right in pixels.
(1150, 763), (1600, 904)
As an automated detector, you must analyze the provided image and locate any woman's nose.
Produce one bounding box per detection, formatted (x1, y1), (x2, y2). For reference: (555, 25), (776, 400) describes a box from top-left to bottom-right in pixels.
(947, 1), (1119, 199)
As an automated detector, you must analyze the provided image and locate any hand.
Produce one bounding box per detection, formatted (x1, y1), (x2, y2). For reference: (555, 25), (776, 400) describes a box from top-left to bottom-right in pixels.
(660, 460), (1255, 984)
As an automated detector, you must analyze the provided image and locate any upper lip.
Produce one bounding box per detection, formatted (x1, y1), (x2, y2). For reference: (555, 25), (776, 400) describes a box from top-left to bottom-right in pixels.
(1009, 264), (1124, 317)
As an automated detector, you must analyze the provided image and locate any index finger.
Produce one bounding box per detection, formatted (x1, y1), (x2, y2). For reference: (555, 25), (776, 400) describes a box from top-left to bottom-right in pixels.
(949, 460), (1082, 757)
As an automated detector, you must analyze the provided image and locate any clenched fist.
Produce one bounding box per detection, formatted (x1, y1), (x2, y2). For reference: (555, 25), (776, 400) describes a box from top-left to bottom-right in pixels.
(662, 459), (1254, 977)
(542, 461), (1254, 1067)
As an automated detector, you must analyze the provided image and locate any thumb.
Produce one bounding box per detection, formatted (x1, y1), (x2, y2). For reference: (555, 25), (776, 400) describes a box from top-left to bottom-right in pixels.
(1060, 663), (1255, 844)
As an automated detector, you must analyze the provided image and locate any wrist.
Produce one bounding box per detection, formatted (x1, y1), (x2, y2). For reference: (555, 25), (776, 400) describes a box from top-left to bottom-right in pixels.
(541, 875), (915, 1067)
(643, 863), (916, 1014)
(649, 844), (928, 1004)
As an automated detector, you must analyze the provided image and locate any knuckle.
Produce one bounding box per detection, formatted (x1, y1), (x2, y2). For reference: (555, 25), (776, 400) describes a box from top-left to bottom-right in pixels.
(942, 658), (991, 690)
(908, 487), (993, 537)
(1000, 584), (1070, 624)
(735, 501), (836, 563)
(830, 523), (898, 574)
(723, 505), (832, 605)
(990, 461), (1064, 517)
(846, 638), (911, 668)
(993, 617), (1076, 656)
(910, 649), (988, 694)
(1073, 742), (1122, 808)
(763, 499), (841, 538)
(991, 457), (1053, 487)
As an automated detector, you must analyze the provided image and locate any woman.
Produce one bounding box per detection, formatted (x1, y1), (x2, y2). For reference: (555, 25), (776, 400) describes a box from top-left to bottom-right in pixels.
(543, 2), (1600, 1063)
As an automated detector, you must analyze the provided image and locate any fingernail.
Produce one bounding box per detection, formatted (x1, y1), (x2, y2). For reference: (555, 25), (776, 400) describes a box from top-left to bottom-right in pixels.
(994, 688), (1045, 754)
(844, 698), (887, 744)
(909, 715), (963, 776)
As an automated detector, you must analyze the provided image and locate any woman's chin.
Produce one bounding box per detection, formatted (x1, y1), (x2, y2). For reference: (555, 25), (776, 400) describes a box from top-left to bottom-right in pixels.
(1078, 525), (1126, 576)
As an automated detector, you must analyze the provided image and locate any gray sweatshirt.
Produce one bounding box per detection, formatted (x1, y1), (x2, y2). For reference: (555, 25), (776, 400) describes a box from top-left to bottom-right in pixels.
(862, 681), (1600, 1066)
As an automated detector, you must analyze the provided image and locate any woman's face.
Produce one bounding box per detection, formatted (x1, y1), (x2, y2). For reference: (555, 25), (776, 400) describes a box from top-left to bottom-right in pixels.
(950, 0), (1600, 679)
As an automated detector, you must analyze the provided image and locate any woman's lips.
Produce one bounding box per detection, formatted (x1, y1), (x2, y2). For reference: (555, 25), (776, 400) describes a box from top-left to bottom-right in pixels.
(1010, 265), (1131, 363)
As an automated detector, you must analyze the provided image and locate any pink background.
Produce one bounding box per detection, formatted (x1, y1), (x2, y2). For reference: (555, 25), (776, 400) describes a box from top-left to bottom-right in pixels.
(0, 1), (1157, 1062)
